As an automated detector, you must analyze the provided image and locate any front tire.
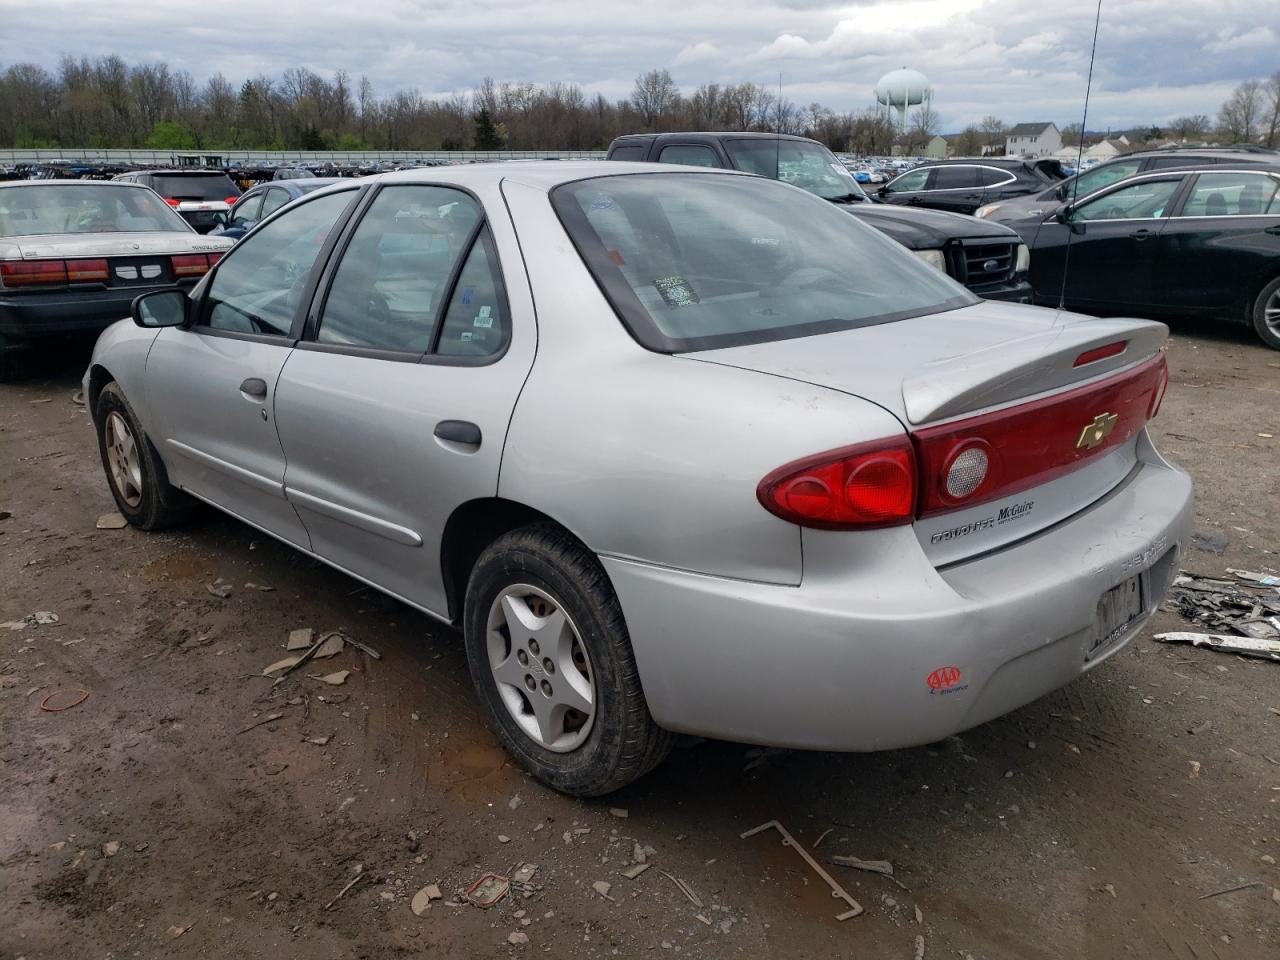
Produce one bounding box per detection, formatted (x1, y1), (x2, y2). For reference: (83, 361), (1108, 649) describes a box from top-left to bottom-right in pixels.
(94, 382), (193, 530)
(1251, 276), (1280, 350)
(463, 523), (673, 796)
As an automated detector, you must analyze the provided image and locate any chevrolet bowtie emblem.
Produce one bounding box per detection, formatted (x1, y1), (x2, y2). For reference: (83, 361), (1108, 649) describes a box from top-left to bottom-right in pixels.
(1077, 412), (1118, 450)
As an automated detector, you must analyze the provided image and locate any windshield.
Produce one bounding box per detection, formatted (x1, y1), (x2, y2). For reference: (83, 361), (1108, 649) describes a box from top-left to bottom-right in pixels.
(552, 173), (973, 352)
(0, 184), (190, 237)
(153, 174), (239, 201)
(723, 139), (868, 203)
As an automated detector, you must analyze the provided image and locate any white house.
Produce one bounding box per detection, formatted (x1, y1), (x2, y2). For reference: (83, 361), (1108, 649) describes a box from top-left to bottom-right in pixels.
(1005, 122), (1063, 157)
(1084, 136), (1131, 160)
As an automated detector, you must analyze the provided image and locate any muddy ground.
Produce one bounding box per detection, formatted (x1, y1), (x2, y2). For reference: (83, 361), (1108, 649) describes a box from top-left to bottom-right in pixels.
(2, 319), (1278, 960)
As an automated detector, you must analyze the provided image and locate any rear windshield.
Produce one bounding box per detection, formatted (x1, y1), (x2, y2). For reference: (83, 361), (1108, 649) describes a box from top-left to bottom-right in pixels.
(724, 138), (867, 203)
(552, 173), (974, 352)
(0, 184), (190, 237)
(152, 174), (239, 201)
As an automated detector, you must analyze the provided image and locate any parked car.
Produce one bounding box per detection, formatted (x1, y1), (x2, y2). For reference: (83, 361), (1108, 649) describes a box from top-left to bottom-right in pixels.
(976, 146), (1280, 223)
(606, 133), (1031, 302)
(112, 170), (241, 234)
(272, 167), (317, 181)
(1009, 166), (1280, 348)
(83, 163), (1190, 795)
(878, 158), (1066, 215)
(212, 178), (345, 240)
(0, 181), (232, 379)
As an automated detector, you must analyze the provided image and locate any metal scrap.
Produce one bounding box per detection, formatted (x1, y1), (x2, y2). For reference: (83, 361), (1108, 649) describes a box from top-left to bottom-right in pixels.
(1153, 632), (1280, 663)
(741, 820), (863, 920)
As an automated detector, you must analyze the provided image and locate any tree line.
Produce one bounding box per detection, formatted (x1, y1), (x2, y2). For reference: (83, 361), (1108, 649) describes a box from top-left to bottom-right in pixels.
(0, 57), (1275, 155)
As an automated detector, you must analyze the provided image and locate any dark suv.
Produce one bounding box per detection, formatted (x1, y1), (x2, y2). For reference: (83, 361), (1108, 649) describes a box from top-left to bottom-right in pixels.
(877, 158), (1066, 216)
(606, 132), (1032, 302)
(111, 170), (241, 233)
(975, 145), (1280, 222)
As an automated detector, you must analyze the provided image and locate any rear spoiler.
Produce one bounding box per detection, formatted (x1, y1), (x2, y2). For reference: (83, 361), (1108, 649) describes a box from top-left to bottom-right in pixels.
(901, 316), (1168, 424)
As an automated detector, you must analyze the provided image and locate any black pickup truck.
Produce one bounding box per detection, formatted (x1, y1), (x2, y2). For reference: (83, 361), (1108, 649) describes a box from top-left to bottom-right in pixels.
(606, 132), (1032, 302)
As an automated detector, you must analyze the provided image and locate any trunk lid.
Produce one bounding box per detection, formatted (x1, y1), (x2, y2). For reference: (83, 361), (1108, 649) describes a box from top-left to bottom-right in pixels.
(688, 300), (1169, 563)
(9, 232), (231, 260)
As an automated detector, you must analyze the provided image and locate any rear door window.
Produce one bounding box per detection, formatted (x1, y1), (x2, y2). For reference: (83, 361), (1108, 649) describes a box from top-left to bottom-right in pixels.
(1072, 159), (1142, 199)
(976, 167), (1014, 187)
(609, 144), (647, 161)
(658, 144), (720, 168)
(932, 166), (981, 190)
(888, 168), (931, 192)
(260, 187), (292, 218)
(229, 192), (262, 227)
(315, 185), (481, 354)
(1179, 172), (1280, 217)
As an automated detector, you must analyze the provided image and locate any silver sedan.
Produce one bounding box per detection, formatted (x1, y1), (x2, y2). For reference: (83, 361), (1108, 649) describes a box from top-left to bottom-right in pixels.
(83, 162), (1192, 795)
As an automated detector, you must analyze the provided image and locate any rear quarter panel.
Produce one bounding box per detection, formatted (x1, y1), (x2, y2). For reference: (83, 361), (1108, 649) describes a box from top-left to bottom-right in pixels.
(498, 178), (906, 585)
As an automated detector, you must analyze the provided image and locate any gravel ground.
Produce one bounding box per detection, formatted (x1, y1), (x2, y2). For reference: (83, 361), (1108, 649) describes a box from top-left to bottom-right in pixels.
(1, 318), (1278, 960)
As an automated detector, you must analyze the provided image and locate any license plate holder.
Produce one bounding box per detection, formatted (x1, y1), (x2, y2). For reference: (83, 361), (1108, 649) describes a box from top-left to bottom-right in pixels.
(1088, 573), (1145, 660)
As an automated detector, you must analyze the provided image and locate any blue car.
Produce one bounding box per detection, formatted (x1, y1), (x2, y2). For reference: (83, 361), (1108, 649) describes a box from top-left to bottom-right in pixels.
(211, 178), (344, 240)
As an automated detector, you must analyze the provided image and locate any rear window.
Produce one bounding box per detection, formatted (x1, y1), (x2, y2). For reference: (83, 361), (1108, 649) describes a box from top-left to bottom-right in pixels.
(152, 174), (239, 201)
(609, 144), (647, 161)
(552, 173), (973, 352)
(0, 184), (189, 237)
(723, 138), (867, 202)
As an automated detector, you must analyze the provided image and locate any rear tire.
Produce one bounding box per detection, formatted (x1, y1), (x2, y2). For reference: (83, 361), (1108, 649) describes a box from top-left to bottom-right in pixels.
(462, 522), (673, 797)
(1251, 276), (1280, 350)
(94, 382), (194, 530)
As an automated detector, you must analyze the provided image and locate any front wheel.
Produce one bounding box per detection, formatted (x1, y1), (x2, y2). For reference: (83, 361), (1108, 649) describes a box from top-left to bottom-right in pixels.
(94, 382), (194, 530)
(463, 523), (673, 796)
(1251, 276), (1280, 350)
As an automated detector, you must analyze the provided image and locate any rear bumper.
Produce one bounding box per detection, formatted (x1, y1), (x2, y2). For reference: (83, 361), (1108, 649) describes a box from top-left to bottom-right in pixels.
(0, 286), (171, 341)
(605, 431), (1192, 751)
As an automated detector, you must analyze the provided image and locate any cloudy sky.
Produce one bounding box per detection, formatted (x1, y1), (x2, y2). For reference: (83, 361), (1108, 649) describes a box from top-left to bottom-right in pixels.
(0, 0), (1272, 131)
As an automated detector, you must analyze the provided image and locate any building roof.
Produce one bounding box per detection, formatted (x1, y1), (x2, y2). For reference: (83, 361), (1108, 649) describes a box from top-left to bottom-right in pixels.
(1007, 123), (1057, 137)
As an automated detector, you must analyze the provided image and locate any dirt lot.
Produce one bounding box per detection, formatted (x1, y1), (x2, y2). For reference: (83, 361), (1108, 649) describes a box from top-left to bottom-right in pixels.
(1, 319), (1278, 960)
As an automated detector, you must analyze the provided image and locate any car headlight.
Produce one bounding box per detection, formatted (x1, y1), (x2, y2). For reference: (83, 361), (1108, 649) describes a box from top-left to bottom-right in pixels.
(913, 249), (947, 273)
(974, 204), (1000, 219)
(1015, 243), (1031, 273)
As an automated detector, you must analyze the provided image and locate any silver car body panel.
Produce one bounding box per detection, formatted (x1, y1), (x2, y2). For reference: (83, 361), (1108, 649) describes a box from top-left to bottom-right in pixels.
(83, 161), (1193, 753)
(0, 232), (231, 261)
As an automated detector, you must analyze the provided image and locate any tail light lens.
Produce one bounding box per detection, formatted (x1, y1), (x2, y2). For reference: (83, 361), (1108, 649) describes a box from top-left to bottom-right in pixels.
(164, 197), (182, 207)
(66, 258), (109, 283)
(757, 437), (916, 530)
(224, 195), (240, 204)
(171, 254), (213, 277)
(207, 251), (224, 266)
(1073, 340), (1127, 367)
(1, 259), (69, 286)
(759, 352), (1169, 529)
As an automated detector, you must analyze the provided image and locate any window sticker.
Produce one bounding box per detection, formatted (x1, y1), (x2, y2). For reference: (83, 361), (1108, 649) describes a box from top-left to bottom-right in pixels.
(461, 286), (475, 305)
(591, 194), (615, 210)
(653, 276), (700, 308)
(474, 305), (494, 328)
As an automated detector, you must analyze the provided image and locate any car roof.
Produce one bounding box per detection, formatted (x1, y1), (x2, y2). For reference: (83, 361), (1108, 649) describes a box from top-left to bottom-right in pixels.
(0, 179), (152, 190)
(369, 160), (756, 193)
(613, 131), (817, 144)
(133, 169), (235, 175)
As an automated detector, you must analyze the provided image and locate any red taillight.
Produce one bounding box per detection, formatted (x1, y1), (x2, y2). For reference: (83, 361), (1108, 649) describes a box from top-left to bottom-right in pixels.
(1073, 341), (1128, 367)
(224, 195), (240, 204)
(207, 251), (224, 265)
(912, 353), (1166, 518)
(164, 197), (181, 207)
(757, 437), (916, 529)
(0, 259), (68, 286)
(171, 254), (212, 277)
(758, 353), (1170, 530)
(66, 258), (108, 283)
(1148, 354), (1169, 418)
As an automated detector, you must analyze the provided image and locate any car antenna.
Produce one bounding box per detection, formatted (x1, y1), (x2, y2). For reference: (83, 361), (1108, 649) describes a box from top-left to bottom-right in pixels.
(1059, 0), (1104, 311)
(776, 72), (783, 180)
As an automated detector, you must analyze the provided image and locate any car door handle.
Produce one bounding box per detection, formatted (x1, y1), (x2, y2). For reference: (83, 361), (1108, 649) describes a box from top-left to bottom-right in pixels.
(1129, 228), (1154, 241)
(240, 377), (268, 399)
(1265, 225), (1280, 235)
(434, 420), (482, 447)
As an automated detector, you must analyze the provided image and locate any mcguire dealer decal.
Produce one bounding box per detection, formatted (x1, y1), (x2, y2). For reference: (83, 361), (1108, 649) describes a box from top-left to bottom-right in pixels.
(930, 500), (1035, 544)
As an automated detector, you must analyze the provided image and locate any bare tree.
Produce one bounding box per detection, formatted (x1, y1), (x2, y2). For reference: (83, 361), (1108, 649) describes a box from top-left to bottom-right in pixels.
(630, 69), (679, 130)
(1265, 71), (1280, 149)
(1168, 113), (1212, 142)
(978, 114), (1005, 153)
(1218, 79), (1262, 143)
(954, 125), (983, 157)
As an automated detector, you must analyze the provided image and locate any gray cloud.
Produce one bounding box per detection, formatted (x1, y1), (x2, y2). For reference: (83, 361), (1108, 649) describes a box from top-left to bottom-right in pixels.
(0, 0), (1270, 130)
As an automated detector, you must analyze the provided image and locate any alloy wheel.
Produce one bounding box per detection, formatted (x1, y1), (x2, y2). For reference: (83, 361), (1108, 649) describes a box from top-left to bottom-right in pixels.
(1265, 289), (1280, 337)
(486, 583), (596, 752)
(104, 411), (143, 509)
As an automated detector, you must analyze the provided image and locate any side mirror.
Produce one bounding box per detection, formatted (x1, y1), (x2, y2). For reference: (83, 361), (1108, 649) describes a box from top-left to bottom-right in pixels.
(1055, 204), (1074, 223)
(877, 186), (889, 198)
(132, 289), (189, 329)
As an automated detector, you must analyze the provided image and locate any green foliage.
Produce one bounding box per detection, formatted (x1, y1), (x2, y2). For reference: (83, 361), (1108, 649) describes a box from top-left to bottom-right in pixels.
(335, 132), (365, 150)
(473, 108), (504, 150)
(146, 120), (197, 149)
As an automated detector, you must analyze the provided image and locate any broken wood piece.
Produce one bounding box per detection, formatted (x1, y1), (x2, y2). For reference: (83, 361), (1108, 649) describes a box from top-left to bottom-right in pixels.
(312, 632), (346, 659)
(237, 712), (284, 735)
(324, 869), (366, 910)
(657, 870), (702, 908)
(308, 670), (350, 686)
(286, 628), (315, 651)
(272, 631), (336, 686)
(741, 820), (863, 920)
(1198, 881), (1265, 900)
(346, 637), (382, 659)
(1153, 631), (1280, 662)
(591, 880), (615, 901)
(262, 657), (301, 677)
(622, 863), (650, 880)
(829, 855), (895, 877)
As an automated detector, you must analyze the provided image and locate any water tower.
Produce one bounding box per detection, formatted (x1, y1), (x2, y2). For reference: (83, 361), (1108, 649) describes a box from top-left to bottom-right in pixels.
(874, 67), (932, 135)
